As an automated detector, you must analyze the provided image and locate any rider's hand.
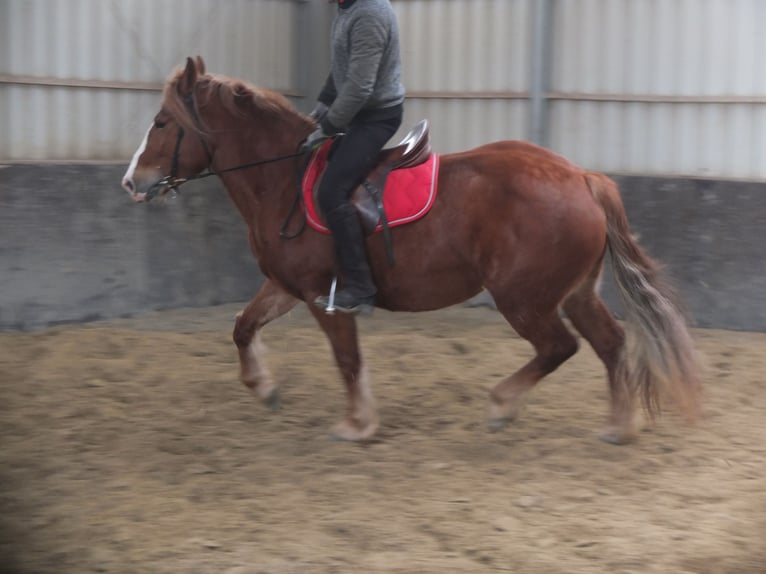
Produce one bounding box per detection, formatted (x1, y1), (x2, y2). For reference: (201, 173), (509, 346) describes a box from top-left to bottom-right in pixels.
(301, 126), (330, 153)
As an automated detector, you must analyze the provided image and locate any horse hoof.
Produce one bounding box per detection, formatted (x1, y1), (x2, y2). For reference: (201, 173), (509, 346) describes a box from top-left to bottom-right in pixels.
(487, 402), (519, 432)
(329, 420), (378, 442)
(263, 388), (281, 412)
(598, 428), (634, 445)
(488, 417), (513, 432)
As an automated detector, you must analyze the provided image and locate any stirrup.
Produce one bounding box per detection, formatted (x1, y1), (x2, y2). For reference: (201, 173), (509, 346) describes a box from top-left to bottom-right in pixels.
(314, 295), (374, 315)
(324, 276), (340, 314)
(314, 277), (375, 316)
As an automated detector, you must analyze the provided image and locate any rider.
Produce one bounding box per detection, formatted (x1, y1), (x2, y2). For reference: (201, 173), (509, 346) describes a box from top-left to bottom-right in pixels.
(303, 0), (405, 314)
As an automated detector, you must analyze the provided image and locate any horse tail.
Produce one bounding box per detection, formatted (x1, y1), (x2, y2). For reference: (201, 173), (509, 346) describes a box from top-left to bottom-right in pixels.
(584, 172), (702, 422)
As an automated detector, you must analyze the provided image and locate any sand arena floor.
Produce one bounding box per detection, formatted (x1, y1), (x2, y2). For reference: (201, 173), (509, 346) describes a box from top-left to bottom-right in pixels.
(1, 304), (764, 573)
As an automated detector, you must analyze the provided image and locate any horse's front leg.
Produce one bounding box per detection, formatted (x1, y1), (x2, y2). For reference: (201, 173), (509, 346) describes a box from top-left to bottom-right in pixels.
(308, 306), (379, 441)
(233, 279), (298, 409)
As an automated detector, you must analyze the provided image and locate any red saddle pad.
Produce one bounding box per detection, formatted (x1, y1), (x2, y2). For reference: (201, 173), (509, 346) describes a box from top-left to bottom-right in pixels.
(302, 141), (440, 234)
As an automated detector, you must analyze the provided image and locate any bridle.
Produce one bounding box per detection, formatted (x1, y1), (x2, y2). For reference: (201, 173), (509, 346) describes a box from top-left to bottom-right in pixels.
(145, 90), (312, 238)
(145, 92), (305, 201)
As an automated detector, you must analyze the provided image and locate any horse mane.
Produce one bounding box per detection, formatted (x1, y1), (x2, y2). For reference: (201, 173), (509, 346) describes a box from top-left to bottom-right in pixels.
(163, 66), (311, 134)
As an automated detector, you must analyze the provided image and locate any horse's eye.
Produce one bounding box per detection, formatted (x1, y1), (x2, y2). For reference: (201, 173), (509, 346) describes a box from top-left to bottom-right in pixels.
(153, 117), (167, 129)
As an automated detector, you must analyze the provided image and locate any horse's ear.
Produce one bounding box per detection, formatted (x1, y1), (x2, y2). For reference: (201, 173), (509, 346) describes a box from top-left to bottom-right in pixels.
(195, 55), (206, 75)
(177, 56), (198, 97)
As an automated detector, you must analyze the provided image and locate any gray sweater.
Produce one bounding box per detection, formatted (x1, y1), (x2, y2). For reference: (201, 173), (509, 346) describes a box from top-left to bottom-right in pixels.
(318, 0), (405, 131)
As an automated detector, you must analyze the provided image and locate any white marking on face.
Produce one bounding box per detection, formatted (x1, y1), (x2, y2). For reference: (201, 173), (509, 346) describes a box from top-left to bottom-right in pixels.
(122, 124), (152, 199)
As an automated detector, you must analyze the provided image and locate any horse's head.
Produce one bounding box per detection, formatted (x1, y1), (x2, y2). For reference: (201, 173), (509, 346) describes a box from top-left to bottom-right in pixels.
(122, 56), (213, 202)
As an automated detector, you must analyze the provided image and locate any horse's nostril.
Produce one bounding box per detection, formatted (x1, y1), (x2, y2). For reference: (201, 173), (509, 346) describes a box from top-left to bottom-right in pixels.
(122, 178), (134, 192)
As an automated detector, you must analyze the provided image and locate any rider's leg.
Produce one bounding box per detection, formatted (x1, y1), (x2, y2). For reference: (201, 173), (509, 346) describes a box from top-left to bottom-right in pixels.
(316, 114), (401, 313)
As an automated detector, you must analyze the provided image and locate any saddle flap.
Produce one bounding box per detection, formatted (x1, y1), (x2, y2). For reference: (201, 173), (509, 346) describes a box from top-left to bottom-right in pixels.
(305, 120), (437, 236)
(304, 147), (439, 236)
(351, 187), (382, 234)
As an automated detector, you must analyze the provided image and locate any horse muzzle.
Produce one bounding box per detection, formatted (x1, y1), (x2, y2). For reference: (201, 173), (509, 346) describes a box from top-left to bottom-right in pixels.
(122, 174), (174, 203)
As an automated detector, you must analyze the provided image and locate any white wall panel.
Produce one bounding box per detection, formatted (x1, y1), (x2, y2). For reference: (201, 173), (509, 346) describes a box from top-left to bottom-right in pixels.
(400, 99), (528, 155)
(397, 0), (530, 92)
(551, 0), (765, 98)
(551, 101), (766, 180)
(548, 0), (766, 179)
(1, 0), (300, 161)
(3, 0), (766, 179)
(393, 0), (532, 154)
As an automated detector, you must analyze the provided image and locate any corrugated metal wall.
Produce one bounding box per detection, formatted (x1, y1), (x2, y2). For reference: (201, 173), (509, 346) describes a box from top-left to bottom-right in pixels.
(392, 0), (766, 180)
(395, 0), (532, 149)
(547, 0), (766, 180)
(3, 0), (765, 181)
(0, 0), (301, 161)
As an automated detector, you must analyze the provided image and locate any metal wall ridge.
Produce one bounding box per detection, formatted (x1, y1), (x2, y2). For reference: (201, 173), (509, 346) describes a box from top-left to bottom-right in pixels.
(405, 91), (529, 100)
(0, 74), (302, 97)
(0, 74), (164, 92)
(547, 92), (766, 105)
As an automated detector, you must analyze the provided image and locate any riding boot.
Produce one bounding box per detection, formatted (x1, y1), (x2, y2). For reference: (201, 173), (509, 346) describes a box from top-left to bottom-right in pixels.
(315, 205), (377, 314)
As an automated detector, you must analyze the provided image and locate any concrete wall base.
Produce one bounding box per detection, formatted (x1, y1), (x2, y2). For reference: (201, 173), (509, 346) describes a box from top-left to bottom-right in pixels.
(0, 165), (263, 331)
(1, 165), (763, 332)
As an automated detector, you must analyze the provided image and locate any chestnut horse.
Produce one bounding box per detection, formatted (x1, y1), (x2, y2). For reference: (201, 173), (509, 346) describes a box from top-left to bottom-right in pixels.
(122, 57), (701, 443)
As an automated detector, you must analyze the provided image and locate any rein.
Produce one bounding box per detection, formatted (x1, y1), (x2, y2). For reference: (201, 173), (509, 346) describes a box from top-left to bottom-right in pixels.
(149, 149), (305, 196)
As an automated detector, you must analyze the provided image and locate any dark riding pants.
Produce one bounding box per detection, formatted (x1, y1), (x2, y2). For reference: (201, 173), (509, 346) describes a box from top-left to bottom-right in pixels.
(316, 112), (403, 218)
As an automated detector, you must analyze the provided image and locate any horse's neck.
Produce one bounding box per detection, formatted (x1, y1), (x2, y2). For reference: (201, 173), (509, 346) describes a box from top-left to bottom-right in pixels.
(213, 125), (303, 249)
(204, 104), (312, 258)
(218, 165), (289, 226)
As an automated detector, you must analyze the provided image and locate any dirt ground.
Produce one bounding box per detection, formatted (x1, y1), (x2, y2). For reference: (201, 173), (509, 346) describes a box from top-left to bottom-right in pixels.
(1, 303), (765, 574)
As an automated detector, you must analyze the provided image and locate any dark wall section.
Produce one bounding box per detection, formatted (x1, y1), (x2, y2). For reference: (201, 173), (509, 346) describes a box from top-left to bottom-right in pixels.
(602, 175), (766, 332)
(1, 165), (764, 331)
(0, 164), (264, 331)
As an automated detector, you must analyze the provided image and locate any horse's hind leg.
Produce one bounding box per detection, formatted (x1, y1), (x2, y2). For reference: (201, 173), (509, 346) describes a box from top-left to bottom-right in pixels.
(562, 270), (633, 444)
(308, 306), (378, 441)
(233, 279), (298, 409)
(488, 303), (579, 429)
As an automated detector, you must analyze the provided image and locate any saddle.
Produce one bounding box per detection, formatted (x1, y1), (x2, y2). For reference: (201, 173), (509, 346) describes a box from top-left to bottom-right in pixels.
(311, 119), (432, 234)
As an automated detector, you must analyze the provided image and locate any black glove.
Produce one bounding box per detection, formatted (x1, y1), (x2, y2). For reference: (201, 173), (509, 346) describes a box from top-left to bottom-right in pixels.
(301, 126), (331, 153)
